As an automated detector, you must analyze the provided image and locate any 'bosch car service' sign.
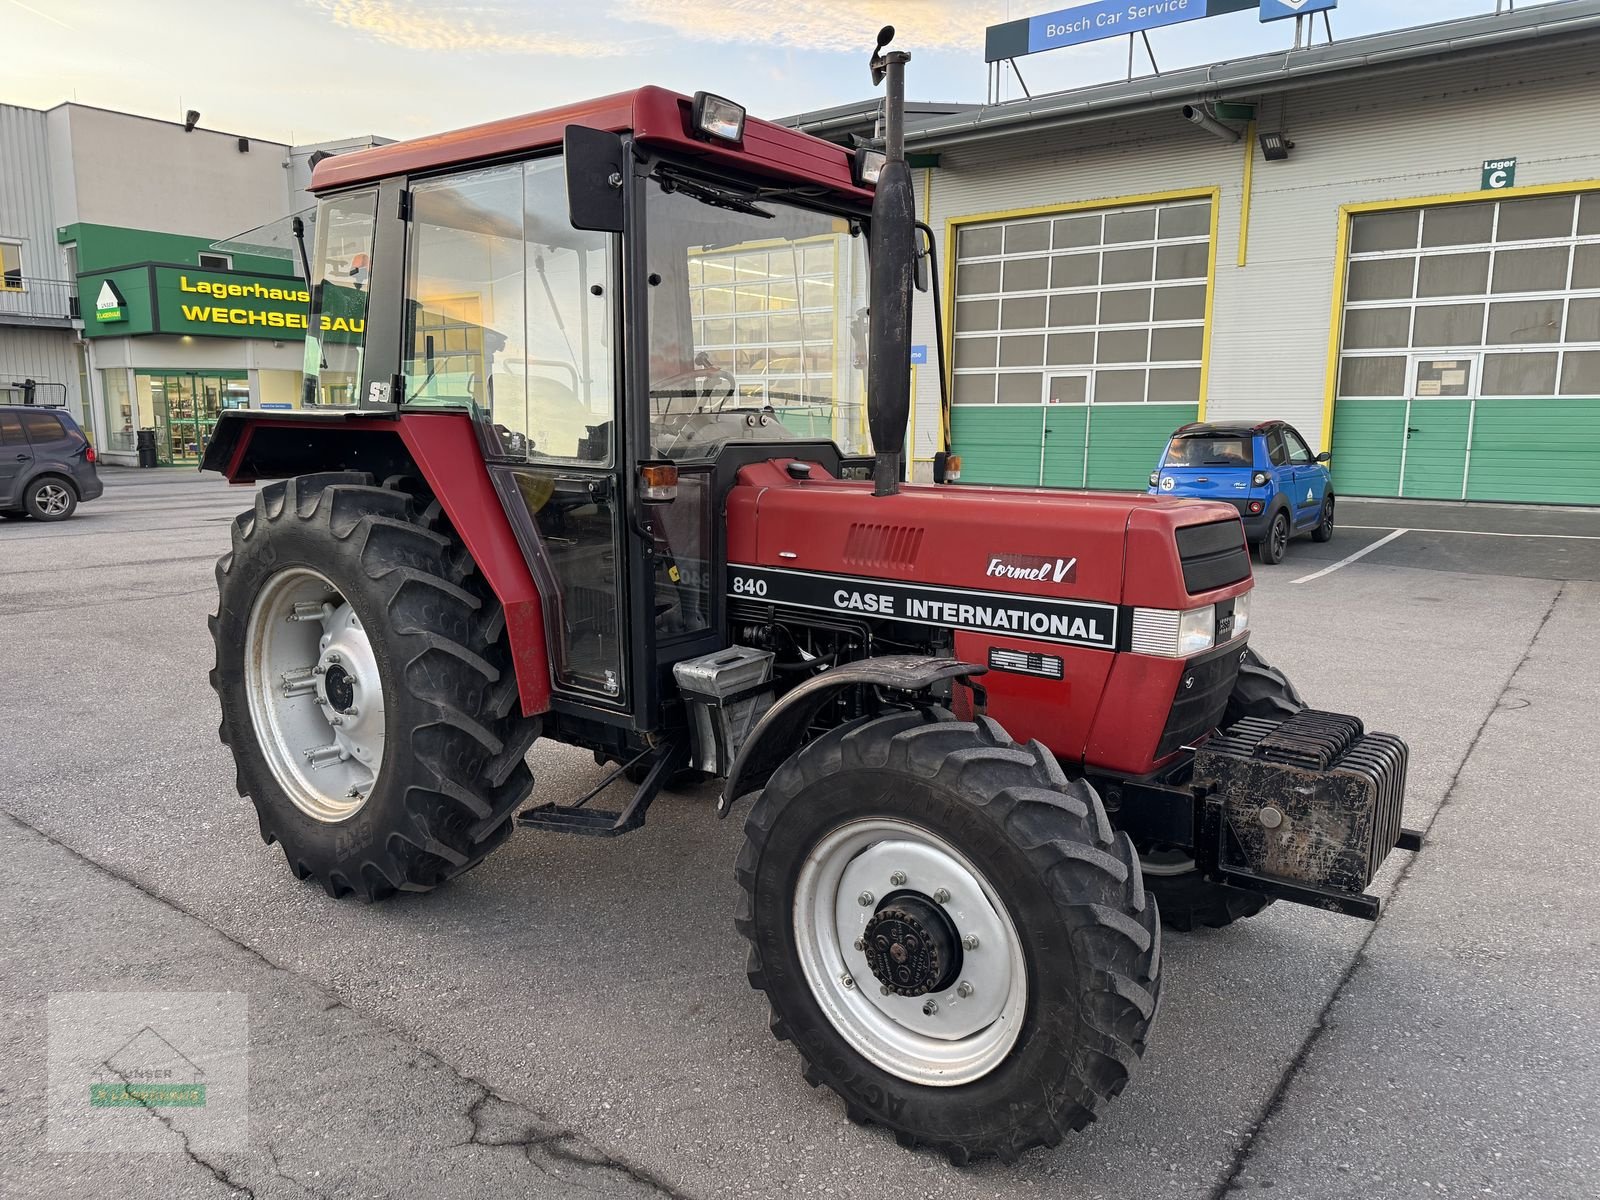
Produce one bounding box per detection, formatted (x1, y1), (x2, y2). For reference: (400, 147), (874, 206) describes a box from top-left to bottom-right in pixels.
(729, 566), (1116, 649)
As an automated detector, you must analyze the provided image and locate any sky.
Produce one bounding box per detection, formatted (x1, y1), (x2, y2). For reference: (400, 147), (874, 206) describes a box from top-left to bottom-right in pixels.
(4, 0), (1536, 146)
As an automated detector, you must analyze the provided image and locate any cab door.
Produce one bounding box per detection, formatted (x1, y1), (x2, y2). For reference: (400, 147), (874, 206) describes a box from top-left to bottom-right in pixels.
(1281, 425), (1327, 529)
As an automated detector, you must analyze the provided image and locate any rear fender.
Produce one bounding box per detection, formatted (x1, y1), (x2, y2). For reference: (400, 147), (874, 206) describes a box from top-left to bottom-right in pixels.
(717, 655), (985, 816)
(203, 409), (552, 717)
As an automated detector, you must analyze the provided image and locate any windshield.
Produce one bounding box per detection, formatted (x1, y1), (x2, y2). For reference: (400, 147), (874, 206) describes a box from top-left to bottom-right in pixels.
(1164, 436), (1252, 467)
(302, 189), (377, 406)
(645, 174), (870, 461)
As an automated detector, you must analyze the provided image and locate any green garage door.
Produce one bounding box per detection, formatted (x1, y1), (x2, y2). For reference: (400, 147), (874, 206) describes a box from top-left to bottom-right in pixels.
(1331, 190), (1600, 503)
(953, 402), (1196, 490)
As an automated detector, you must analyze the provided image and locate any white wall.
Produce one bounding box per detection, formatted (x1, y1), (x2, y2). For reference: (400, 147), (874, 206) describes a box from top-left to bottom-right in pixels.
(917, 38), (1600, 453)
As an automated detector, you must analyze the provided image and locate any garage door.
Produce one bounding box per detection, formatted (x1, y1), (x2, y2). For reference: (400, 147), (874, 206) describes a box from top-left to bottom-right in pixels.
(949, 196), (1211, 489)
(1331, 190), (1600, 504)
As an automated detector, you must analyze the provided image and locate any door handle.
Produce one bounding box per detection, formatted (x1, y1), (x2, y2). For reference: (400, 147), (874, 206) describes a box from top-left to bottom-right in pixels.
(1406, 426), (1420, 434)
(14, 453), (28, 461)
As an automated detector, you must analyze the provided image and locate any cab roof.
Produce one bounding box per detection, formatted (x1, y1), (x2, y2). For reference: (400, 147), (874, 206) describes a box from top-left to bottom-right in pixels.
(310, 85), (873, 205)
(1172, 421), (1283, 440)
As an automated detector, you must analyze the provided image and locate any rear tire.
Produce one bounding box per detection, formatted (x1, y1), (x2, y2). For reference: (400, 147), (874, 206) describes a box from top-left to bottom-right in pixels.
(24, 476), (76, 521)
(1311, 494), (1336, 543)
(209, 472), (540, 900)
(737, 708), (1161, 1163)
(1257, 510), (1289, 565)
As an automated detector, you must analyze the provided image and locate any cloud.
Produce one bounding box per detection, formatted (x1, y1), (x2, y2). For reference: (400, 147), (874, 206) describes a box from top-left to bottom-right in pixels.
(613, 0), (1007, 53)
(304, 0), (630, 56)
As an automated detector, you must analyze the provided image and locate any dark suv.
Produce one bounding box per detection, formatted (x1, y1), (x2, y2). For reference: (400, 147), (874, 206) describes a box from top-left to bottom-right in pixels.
(0, 405), (104, 522)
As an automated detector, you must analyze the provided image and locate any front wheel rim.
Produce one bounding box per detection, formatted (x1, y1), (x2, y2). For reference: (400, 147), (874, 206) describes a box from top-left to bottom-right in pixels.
(36, 484), (69, 515)
(244, 567), (386, 822)
(792, 817), (1028, 1087)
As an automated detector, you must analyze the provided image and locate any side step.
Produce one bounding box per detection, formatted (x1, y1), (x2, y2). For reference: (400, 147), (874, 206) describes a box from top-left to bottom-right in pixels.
(517, 743), (685, 838)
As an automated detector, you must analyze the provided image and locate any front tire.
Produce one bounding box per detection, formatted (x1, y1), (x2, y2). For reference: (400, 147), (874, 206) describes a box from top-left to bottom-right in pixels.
(209, 473), (540, 900)
(737, 708), (1161, 1163)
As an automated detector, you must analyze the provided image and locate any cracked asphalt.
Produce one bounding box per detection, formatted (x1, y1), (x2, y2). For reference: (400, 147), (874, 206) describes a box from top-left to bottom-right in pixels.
(2, 468), (1597, 1198)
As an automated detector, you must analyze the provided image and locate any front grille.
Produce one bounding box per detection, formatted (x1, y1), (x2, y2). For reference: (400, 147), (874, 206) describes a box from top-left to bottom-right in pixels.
(843, 523), (924, 569)
(1175, 519), (1251, 594)
(1154, 641), (1243, 758)
(1198, 711), (1410, 894)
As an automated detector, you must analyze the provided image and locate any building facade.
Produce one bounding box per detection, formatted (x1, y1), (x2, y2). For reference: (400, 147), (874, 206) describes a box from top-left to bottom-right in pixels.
(0, 102), (385, 464)
(792, 1), (1600, 505)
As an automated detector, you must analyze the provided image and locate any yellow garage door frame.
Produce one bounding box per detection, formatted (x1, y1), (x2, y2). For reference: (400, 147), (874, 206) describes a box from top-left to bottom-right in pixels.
(1319, 176), (1600, 453)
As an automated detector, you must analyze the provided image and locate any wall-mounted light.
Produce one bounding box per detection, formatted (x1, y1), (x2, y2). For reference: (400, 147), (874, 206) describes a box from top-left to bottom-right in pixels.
(183, 109), (200, 132)
(1259, 130), (1295, 161)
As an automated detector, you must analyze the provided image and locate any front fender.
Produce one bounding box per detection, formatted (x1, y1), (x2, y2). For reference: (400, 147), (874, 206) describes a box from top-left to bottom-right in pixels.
(717, 655), (985, 816)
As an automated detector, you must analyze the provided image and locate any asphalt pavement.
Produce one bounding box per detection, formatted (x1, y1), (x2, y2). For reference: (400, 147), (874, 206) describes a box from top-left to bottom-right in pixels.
(1, 468), (1596, 1199)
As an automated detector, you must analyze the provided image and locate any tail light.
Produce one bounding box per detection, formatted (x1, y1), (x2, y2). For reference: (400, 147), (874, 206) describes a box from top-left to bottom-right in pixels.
(1149, 470), (1160, 488)
(1247, 500), (1264, 515)
(85, 444), (97, 464)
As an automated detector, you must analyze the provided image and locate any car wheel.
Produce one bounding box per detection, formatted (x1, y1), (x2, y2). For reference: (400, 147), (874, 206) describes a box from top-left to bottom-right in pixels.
(24, 476), (77, 521)
(1257, 510), (1289, 565)
(1311, 495), (1335, 543)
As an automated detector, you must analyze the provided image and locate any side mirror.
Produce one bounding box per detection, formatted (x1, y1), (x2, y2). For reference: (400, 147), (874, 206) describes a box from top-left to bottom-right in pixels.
(1315, 451), (1332, 463)
(564, 124), (625, 233)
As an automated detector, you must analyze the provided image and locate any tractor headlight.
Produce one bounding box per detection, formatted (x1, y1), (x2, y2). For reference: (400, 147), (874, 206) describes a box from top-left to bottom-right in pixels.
(1231, 590), (1251, 637)
(1131, 604), (1216, 658)
(692, 92), (746, 143)
(853, 148), (886, 187)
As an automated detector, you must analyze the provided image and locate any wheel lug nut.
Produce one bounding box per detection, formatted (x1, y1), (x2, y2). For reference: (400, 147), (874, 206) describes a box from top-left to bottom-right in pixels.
(328, 715), (343, 726)
(853, 938), (865, 952)
(857, 891), (874, 907)
(963, 934), (980, 951)
(840, 973), (855, 990)
(889, 870), (906, 886)
(956, 981), (974, 998)
(879, 985), (891, 996)
(933, 888), (951, 904)
(922, 1000), (938, 1016)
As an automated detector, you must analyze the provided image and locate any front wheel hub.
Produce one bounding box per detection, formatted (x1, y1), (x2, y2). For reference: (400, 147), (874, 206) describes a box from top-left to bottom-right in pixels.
(862, 894), (962, 996)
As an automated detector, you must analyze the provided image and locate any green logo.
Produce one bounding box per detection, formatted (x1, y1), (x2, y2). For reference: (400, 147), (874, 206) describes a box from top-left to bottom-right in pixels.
(94, 279), (127, 322)
(1481, 157), (1517, 191)
(89, 1083), (207, 1107)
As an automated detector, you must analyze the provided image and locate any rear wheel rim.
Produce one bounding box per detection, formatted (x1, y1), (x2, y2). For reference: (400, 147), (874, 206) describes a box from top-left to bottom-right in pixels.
(1321, 497), (1335, 536)
(1272, 515), (1288, 558)
(244, 567), (386, 823)
(792, 817), (1027, 1087)
(36, 483), (69, 515)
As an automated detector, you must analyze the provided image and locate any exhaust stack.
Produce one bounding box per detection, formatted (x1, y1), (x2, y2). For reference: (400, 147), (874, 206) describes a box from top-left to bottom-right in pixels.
(866, 27), (913, 497)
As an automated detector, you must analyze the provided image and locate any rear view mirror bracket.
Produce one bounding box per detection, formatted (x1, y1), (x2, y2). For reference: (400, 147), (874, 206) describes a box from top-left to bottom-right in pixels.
(564, 125), (626, 233)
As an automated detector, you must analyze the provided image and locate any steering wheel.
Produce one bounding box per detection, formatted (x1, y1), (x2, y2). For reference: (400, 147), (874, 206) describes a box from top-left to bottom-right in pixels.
(650, 365), (737, 412)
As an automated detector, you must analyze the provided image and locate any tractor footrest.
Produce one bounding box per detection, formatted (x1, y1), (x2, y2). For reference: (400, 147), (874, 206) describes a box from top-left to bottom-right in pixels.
(516, 803), (643, 838)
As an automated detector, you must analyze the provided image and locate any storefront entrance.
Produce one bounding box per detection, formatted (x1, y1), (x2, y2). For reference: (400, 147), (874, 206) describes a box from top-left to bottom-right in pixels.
(134, 371), (249, 464)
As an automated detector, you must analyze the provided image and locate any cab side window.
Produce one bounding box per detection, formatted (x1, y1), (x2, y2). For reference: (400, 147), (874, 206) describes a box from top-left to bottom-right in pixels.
(0, 411), (23, 445)
(18, 411), (69, 444)
(1285, 427), (1315, 465)
(1266, 428), (1289, 467)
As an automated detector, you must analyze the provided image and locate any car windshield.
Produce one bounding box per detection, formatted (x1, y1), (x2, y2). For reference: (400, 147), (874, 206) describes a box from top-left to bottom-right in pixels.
(1164, 436), (1251, 467)
(645, 173), (871, 461)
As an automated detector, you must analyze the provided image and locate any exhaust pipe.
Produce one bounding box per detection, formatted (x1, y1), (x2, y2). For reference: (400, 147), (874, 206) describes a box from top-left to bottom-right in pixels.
(866, 26), (913, 498)
(1181, 103), (1240, 144)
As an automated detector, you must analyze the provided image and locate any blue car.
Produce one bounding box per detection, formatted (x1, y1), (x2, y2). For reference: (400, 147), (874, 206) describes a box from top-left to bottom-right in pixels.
(1148, 421), (1334, 565)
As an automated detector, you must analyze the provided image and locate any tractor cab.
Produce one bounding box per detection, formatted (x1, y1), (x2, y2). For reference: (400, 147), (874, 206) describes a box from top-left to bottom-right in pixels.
(213, 86), (885, 751)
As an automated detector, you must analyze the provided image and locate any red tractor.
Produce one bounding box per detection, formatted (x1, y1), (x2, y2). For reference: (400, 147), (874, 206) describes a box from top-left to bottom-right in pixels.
(204, 31), (1417, 1163)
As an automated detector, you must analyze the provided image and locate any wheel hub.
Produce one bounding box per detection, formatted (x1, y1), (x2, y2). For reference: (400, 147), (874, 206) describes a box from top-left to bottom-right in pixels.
(323, 663), (356, 712)
(862, 894), (962, 997)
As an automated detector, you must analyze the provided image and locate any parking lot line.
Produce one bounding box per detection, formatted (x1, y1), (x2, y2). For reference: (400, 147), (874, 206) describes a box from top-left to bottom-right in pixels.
(1292, 528), (1409, 585)
(1343, 524), (1600, 541)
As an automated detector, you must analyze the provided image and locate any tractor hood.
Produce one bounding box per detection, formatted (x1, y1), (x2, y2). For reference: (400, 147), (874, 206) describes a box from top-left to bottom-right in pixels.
(724, 459), (1251, 615)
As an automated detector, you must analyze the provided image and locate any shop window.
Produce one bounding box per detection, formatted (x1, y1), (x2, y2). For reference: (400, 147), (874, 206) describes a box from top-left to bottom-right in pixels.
(1413, 359), (1472, 397)
(1104, 209), (1156, 244)
(1154, 243), (1207, 280)
(1050, 253), (1099, 289)
(1053, 214), (1102, 249)
(954, 374), (995, 404)
(1048, 292), (1098, 327)
(1096, 329), (1149, 364)
(1002, 257), (1050, 292)
(0, 241), (21, 290)
(1150, 326), (1203, 361)
(1003, 222), (1051, 254)
(198, 252), (232, 270)
(1153, 285), (1207, 321)
(1102, 248), (1154, 285)
(1099, 288), (1152, 325)
(98, 369), (134, 451)
(997, 372), (1042, 404)
(1486, 299), (1563, 345)
(1095, 369), (1145, 403)
(1565, 297), (1600, 342)
(1158, 205), (1211, 239)
(1343, 308), (1411, 350)
(1046, 332), (1095, 365)
(1571, 245), (1600, 289)
(1482, 352), (1558, 396)
(1000, 296), (1047, 329)
(954, 337), (998, 369)
(1148, 367), (1201, 404)
(956, 299), (998, 331)
(1047, 375), (1088, 404)
(999, 335), (1046, 367)
(1579, 194), (1600, 237)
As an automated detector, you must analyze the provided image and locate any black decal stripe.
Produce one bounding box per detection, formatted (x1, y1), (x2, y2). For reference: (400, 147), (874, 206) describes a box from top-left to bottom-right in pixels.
(728, 564), (1118, 650)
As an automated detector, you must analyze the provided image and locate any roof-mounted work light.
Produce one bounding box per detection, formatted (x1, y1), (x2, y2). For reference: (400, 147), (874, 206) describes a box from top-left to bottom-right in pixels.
(852, 145), (886, 187)
(692, 92), (745, 143)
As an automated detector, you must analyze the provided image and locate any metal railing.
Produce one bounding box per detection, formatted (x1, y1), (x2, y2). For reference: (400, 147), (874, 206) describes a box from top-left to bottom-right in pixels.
(0, 278), (78, 322)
